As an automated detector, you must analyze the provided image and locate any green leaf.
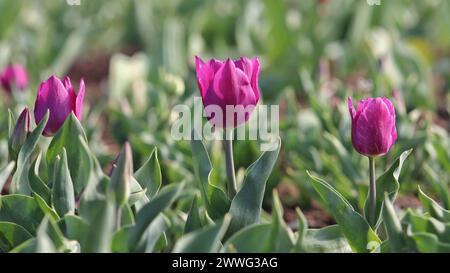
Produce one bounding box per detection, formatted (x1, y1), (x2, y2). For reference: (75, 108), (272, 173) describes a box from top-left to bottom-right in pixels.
(10, 112), (48, 195)
(184, 195), (203, 234)
(418, 186), (450, 222)
(382, 193), (411, 252)
(111, 226), (132, 253)
(35, 218), (56, 253)
(190, 129), (229, 220)
(403, 210), (450, 244)
(227, 137), (281, 235)
(295, 207), (308, 252)
(173, 214), (231, 253)
(131, 214), (170, 253)
(303, 225), (352, 253)
(264, 190), (295, 252)
(33, 193), (59, 222)
(47, 113), (91, 198)
(57, 215), (88, 243)
(9, 238), (37, 253)
(307, 171), (380, 253)
(128, 182), (185, 250)
(0, 194), (44, 234)
(29, 155), (51, 204)
(51, 148), (76, 217)
(0, 221), (32, 253)
(0, 161), (15, 193)
(407, 228), (450, 253)
(135, 147), (162, 198)
(364, 149), (412, 229)
(79, 198), (115, 253)
(8, 109), (16, 139)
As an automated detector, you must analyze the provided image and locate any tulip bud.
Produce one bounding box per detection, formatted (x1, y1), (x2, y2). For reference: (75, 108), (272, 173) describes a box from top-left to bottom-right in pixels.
(348, 96), (397, 157)
(0, 64), (28, 93)
(34, 75), (85, 136)
(195, 56), (260, 128)
(108, 142), (133, 207)
(8, 107), (31, 160)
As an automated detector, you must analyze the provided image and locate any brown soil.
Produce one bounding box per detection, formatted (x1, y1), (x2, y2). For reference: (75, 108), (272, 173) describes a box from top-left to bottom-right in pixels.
(394, 194), (422, 210)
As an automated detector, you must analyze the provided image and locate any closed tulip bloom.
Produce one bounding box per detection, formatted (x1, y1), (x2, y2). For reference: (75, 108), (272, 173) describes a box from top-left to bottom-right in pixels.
(9, 107), (31, 160)
(195, 56), (260, 128)
(34, 76), (85, 136)
(348, 96), (397, 157)
(0, 64), (29, 93)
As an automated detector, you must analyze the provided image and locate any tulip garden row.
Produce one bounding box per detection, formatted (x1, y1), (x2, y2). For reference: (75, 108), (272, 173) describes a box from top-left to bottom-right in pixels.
(0, 0), (449, 253)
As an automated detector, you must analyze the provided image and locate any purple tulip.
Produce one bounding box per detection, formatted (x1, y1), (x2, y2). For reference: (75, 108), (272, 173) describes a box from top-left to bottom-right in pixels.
(0, 64), (29, 93)
(34, 76), (85, 136)
(348, 96), (397, 157)
(9, 107), (31, 159)
(195, 56), (260, 128)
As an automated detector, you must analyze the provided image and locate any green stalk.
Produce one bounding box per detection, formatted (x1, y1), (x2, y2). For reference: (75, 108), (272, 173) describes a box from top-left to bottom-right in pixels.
(224, 129), (237, 199)
(368, 156), (376, 226)
(115, 206), (122, 231)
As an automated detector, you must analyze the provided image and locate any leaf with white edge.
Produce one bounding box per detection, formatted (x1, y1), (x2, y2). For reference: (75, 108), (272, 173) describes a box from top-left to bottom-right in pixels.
(303, 225), (352, 253)
(295, 207), (308, 252)
(308, 171), (380, 253)
(128, 182), (185, 251)
(190, 129), (230, 220)
(264, 190), (295, 252)
(135, 147), (162, 198)
(364, 149), (412, 228)
(0, 194), (44, 234)
(173, 214), (231, 253)
(10, 112), (48, 195)
(29, 155), (51, 204)
(223, 222), (294, 253)
(47, 113), (92, 198)
(418, 186), (450, 222)
(382, 193), (412, 252)
(8, 109), (15, 139)
(227, 137), (281, 236)
(79, 198), (115, 253)
(133, 214), (170, 253)
(33, 193), (59, 222)
(407, 226), (450, 253)
(57, 214), (88, 243)
(35, 218), (56, 253)
(184, 195), (203, 234)
(52, 148), (76, 217)
(0, 161), (15, 192)
(0, 221), (32, 252)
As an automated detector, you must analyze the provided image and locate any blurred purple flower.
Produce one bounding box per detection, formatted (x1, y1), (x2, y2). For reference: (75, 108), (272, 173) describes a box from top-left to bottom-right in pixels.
(195, 56), (260, 128)
(34, 75), (85, 136)
(348, 96), (397, 157)
(0, 64), (29, 93)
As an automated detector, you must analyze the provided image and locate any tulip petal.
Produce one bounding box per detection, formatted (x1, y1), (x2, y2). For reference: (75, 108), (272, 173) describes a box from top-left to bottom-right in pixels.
(195, 56), (210, 98)
(34, 76), (74, 136)
(75, 78), (85, 120)
(347, 96), (355, 120)
(250, 57), (260, 102)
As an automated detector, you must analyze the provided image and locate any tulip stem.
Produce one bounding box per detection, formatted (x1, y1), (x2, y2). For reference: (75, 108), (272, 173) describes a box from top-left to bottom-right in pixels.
(115, 206), (122, 231)
(368, 156), (376, 226)
(224, 130), (237, 199)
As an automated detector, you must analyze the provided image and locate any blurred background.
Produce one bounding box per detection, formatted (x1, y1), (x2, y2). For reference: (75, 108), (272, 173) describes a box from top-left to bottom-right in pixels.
(0, 0), (449, 228)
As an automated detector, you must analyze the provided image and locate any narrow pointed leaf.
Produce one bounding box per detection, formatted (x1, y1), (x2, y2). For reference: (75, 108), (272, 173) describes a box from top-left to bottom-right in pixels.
(308, 171), (380, 253)
(135, 147), (162, 198)
(174, 214), (231, 253)
(364, 149), (412, 228)
(227, 137), (281, 235)
(10, 112), (48, 195)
